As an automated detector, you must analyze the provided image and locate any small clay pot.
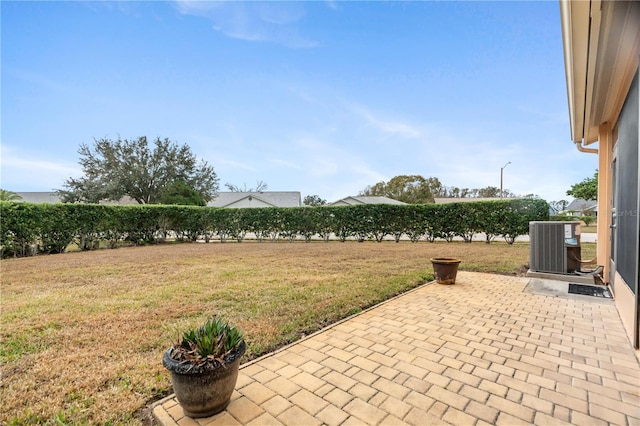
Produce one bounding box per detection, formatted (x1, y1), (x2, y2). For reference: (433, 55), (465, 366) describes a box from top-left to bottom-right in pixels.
(430, 257), (461, 284)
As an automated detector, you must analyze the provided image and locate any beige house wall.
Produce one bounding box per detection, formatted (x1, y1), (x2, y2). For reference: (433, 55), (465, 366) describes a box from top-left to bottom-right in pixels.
(560, 0), (639, 348)
(595, 90), (639, 347)
(597, 107), (640, 351)
(597, 123), (613, 283)
(614, 271), (637, 344)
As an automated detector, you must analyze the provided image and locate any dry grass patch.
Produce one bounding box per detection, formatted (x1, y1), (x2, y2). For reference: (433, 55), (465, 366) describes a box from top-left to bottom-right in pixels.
(1, 241), (532, 424)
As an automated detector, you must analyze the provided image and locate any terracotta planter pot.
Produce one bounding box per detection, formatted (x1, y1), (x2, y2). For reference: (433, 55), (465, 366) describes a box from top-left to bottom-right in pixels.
(163, 341), (246, 418)
(430, 257), (461, 284)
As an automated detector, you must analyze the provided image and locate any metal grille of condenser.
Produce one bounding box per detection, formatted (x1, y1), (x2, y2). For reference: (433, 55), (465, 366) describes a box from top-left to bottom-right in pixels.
(529, 222), (581, 274)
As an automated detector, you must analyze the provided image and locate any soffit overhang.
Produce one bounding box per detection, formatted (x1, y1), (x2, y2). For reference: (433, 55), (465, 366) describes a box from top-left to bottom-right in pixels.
(560, 0), (640, 145)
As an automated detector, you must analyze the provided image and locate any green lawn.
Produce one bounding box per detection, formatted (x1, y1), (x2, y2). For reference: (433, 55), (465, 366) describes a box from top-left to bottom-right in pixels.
(1, 240), (590, 424)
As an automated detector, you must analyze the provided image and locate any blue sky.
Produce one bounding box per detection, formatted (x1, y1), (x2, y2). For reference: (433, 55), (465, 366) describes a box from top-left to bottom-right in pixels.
(1, 1), (597, 203)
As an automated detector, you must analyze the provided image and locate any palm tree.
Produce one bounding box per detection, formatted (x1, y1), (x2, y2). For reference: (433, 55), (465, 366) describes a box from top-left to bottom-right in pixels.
(0, 189), (23, 201)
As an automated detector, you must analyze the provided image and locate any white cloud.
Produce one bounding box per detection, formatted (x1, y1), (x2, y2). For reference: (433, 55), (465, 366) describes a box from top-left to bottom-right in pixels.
(309, 158), (339, 177)
(371, 119), (423, 140)
(287, 86), (327, 109)
(516, 105), (567, 125)
(0, 145), (79, 191)
(217, 158), (257, 172)
(174, 1), (318, 48)
(345, 102), (424, 140)
(351, 163), (386, 184)
(324, 1), (340, 11)
(268, 158), (302, 170)
(289, 136), (341, 177)
(319, 163), (388, 201)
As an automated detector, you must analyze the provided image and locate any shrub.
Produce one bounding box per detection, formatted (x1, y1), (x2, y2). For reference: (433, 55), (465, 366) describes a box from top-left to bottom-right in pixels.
(0, 198), (549, 257)
(0, 202), (39, 257)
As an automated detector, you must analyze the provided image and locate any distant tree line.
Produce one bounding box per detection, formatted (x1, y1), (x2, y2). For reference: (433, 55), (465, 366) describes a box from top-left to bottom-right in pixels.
(359, 175), (529, 204)
(50, 137), (563, 209)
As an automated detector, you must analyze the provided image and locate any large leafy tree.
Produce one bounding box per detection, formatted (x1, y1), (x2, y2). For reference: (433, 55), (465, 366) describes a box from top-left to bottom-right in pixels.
(567, 171), (598, 201)
(476, 186), (501, 198)
(360, 175), (443, 204)
(57, 137), (219, 204)
(303, 195), (327, 206)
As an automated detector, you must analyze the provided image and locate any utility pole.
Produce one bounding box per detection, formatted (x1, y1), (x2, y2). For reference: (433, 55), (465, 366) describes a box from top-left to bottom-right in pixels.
(500, 161), (511, 199)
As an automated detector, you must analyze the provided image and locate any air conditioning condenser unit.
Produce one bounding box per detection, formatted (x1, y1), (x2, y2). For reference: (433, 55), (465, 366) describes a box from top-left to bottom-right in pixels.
(529, 221), (581, 274)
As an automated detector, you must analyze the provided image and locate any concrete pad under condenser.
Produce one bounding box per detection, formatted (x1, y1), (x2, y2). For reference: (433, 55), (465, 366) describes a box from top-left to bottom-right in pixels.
(525, 278), (570, 297)
(525, 269), (595, 284)
(524, 278), (614, 304)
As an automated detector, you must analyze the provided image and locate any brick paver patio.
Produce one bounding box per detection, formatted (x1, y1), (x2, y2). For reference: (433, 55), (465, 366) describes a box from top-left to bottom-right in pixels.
(152, 272), (640, 425)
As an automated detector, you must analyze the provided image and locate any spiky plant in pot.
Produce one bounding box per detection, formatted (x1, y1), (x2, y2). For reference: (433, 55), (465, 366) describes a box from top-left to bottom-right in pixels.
(169, 316), (245, 369)
(163, 315), (246, 418)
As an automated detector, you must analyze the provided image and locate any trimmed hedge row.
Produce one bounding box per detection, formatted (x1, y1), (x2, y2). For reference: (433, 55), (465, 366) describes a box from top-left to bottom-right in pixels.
(0, 198), (549, 257)
(550, 214), (596, 226)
